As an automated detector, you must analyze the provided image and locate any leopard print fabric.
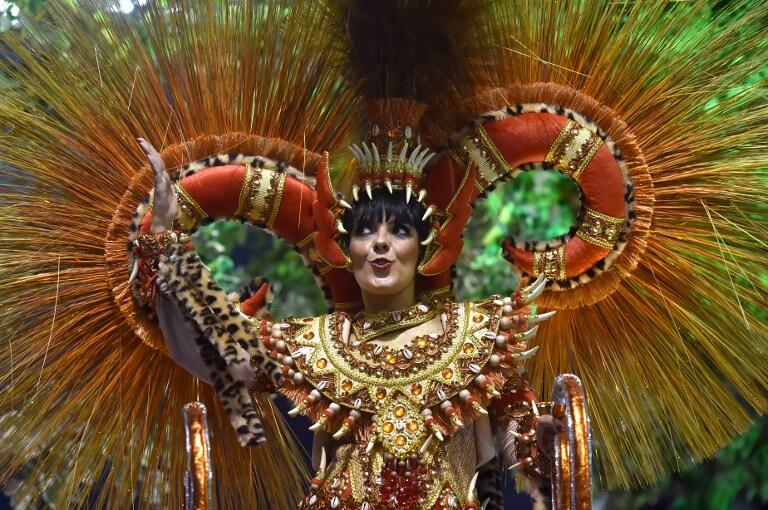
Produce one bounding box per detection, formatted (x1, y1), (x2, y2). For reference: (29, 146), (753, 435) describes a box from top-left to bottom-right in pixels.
(157, 242), (282, 446)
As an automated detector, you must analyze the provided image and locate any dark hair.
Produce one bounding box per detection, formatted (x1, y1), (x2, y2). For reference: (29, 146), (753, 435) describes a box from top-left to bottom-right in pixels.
(342, 188), (431, 245)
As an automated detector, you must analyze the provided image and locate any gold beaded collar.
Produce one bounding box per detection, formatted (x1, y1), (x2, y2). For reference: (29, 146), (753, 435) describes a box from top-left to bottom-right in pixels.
(351, 302), (439, 342)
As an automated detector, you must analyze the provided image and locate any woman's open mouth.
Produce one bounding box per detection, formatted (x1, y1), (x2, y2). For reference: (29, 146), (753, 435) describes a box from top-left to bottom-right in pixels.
(369, 258), (394, 270)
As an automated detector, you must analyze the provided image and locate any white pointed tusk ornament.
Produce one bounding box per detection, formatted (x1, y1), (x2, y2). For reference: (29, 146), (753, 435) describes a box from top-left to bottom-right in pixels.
(128, 259), (139, 283)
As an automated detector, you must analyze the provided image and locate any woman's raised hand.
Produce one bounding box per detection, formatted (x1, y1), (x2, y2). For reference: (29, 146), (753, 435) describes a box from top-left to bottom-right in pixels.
(138, 138), (177, 233)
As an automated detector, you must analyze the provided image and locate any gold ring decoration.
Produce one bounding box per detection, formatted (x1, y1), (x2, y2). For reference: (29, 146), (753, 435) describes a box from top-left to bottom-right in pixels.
(111, 133), (324, 351)
(448, 84), (652, 309)
(551, 374), (592, 510)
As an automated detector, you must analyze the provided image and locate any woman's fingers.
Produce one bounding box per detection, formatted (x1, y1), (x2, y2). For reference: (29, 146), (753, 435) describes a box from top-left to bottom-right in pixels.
(138, 138), (177, 232)
(137, 137), (166, 185)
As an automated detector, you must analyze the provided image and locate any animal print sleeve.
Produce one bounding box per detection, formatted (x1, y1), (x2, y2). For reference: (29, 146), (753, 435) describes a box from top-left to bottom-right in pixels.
(156, 241), (283, 446)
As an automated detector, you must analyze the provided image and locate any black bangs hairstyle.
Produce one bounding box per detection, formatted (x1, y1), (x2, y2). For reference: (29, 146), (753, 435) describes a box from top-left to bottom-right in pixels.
(342, 188), (431, 244)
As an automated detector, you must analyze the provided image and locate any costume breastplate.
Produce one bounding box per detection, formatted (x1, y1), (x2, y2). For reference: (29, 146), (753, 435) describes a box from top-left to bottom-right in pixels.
(277, 298), (505, 509)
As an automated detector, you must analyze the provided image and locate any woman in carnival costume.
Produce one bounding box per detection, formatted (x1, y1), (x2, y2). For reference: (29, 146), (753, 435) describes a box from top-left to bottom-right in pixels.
(0, 1), (766, 509)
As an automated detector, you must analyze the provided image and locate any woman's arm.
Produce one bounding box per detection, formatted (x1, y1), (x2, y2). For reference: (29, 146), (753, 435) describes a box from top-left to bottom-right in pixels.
(156, 294), (259, 386)
(156, 295), (212, 383)
(134, 139), (274, 446)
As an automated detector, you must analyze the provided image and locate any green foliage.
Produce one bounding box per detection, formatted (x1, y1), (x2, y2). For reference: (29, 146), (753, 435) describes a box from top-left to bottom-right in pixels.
(602, 417), (768, 510)
(456, 169), (580, 300)
(194, 221), (326, 320)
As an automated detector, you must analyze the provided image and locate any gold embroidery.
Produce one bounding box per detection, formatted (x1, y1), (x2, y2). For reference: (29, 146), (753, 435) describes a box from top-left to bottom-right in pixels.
(284, 300), (501, 413)
(284, 298), (509, 508)
(545, 120), (603, 180)
(174, 182), (209, 230)
(533, 245), (566, 280)
(374, 398), (427, 458)
(239, 167), (281, 225)
(352, 302), (439, 342)
(576, 208), (624, 249)
(267, 171), (287, 228)
(235, 163), (255, 217)
(463, 126), (512, 191)
(475, 125), (514, 187)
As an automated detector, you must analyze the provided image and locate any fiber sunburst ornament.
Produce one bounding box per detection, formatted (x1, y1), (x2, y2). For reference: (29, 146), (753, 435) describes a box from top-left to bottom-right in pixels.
(0, 1), (765, 508)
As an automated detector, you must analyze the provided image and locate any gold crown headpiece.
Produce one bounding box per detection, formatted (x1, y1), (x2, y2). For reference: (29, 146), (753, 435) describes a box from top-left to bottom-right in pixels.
(348, 140), (435, 204)
(349, 98), (434, 205)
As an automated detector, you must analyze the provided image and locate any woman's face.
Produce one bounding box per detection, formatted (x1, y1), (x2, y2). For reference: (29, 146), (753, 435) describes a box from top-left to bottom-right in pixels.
(349, 215), (420, 298)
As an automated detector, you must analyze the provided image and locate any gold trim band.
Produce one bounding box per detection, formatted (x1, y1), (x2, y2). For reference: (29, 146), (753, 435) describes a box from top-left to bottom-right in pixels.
(533, 245), (566, 280)
(238, 167), (282, 226)
(267, 171), (286, 228)
(545, 121), (603, 180)
(575, 208), (624, 249)
(235, 163), (256, 217)
(174, 183), (209, 231)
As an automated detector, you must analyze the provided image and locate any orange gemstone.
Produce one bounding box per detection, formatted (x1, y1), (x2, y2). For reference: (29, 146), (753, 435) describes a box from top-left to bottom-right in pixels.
(411, 384), (422, 396)
(395, 435), (407, 447)
(303, 331), (315, 339)
(442, 368), (453, 380)
(376, 388), (387, 400)
(316, 358), (328, 369)
(416, 337), (428, 349)
(463, 343), (475, 354)
(394, 406), (406, 418)
(407, 421), (419, 432)
(472, 314), (483, 323)
(341, 380), (353, 392)
(386, 353), (398, 365)
(382, 422), (394, 433)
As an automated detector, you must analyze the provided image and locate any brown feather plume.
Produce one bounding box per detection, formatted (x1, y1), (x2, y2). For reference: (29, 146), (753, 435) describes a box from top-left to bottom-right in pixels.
(326, 0), (486, 107)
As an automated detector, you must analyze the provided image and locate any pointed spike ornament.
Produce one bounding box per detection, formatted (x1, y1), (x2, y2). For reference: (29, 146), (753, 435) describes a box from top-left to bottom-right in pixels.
(348, 144), (363, 161)
(408, 144), (423, 165)
(398, 142), (409, 164)
(372, 142), (380, 170)
(529, 310), (556, 324)
(514, 326), (539, 342)
(440, 399), (463, 430)
(352, 185), (360, 202)
(419, 433), (434, 455)
(467, 470), (479, 503)
(418, 152), (435, 171)
(422, 206), (435, 222)
(460, 389), (489, 415)
(362, 142), (373, 167)
(319, 446), (327, 474)
(422, 408), (445, 441)
(365, 431), (377, 454)
(365, 181), (373, 200)
(309, 402), (340, 431)
(385, 179), (393, 194)
(128, 259), (139, 283)
(332, 410), (360, 440)
(405, 182), (413, 204)
(414, 146), (429, 168)
(417, 189), (427, 203)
